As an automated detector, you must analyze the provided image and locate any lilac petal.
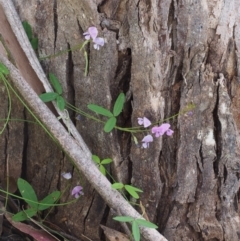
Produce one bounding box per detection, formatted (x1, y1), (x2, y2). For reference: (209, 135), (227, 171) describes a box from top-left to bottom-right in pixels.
(159, 123), (171, 133)
(62, 172), (72, 180)
(142, 142), (149, 148)
(152, 123), (171, 137)
(88, 27), (98, 40)
(166, 129), (174, 136)
(143, 117), (151, 128)
(94, 37), (104, 46)
(74, 193), (80, 199)
(93, 43), (100, 50)
(83, 32), (91, 40)
(142, 134), (153, 143)
(138, 118), (144, 125)
(141, 134), (153, 148)
(151, 126), (162, 137)
(71, 186), (83, 196)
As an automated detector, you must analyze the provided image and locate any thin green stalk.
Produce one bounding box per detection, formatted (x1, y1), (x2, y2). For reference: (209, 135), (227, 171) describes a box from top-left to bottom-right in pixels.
(0, 188), (79, 207)
(39, 40), (90, 60)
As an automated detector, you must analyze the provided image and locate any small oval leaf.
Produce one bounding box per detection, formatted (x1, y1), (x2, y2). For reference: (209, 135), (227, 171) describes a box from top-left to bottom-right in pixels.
(12, 208), (37, 222)
(49, 73), (63, 95)
(38, 191), (61, 211)
(0, 63), (9, 76)
(22, 21), (33, 40)
(88, 104), (113, 117)
(113, 216), (134, 222)
(125, 185), (143, 193)
(31, 38), (38, 50)
(111, 183), (124, 190)
(113, 93), (125, 117)
(17, 178), (38, 209)
(104, 117), (116, 133)
(92, 155), (100, 164)
(56, 95), (65, 110)
(132, 221), (140, 241)
(40, 92), (59, 102)
(136, 219), (158, 228)
(101, 158), (112, 165)
(124, 185), (140, 199)
(99, 165), (106, 176)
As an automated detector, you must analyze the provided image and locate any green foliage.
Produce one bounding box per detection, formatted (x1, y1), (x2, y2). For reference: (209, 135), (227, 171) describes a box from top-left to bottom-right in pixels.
(17, 178), (38, 209)
(113, 216), (134, 222)
(56, 95), (65, 110)
(111, 183), (143, 199)
(22, 21), (38, 50)
(12, 208), (37, 222)
(87, 104), (113, 117)
(113, 216), (158, 241)
(12, 178), (60, 222)
(88, 93), (125, 133)
(111, 182), (124, 189)
(39, 73), (66, 110)
(104, 117), (116, 133)
(38, 191), (61, 210)
(92, 155), (112, 176)
(124, 185), (143, 199)
(49, 73), (63, 95)
(0, 63), (10, 76)
(40, 92), (59, 102)
(132, 221), (140, 241)
(113, 93), (125, 117)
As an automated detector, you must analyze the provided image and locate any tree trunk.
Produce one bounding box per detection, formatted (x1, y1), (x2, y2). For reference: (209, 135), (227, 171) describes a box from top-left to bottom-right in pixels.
(1, 0), (240, 240)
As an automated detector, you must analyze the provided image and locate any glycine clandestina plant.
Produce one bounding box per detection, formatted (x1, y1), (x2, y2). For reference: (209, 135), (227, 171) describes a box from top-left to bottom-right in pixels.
(39, 73), (65, 110)
(11, 178), (61, 222)
(18, 23), (195, 240)
(113, 216), (158, 241)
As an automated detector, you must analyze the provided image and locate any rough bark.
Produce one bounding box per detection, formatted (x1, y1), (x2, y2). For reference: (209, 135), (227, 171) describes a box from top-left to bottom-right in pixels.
(0, 0), (239, 240)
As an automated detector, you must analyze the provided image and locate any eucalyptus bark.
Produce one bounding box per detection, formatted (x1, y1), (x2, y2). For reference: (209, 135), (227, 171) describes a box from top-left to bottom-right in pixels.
(0, 0), (239, 241)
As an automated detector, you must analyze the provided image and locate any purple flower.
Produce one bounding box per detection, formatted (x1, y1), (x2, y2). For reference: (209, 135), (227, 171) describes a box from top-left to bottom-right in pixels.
(151, 123), (174, 137)
(138, 117), (152, 128)
(71, 186), (84, 198)
(62, 172), (72, 180)
(83, 27), (98, 40)
(93, 37), (105, 50)
(141, 134), (153, 148)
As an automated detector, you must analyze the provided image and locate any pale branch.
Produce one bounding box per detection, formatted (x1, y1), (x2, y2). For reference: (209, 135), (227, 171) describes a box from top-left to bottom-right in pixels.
(0, 1), (168, 241)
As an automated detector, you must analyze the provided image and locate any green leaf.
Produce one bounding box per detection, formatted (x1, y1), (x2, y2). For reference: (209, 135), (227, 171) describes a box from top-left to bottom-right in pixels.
(113, 216), (134, 222)
(87, 104), (113, 117)
(56, 95), (65, 110)
(39, 92), (59, 102)
(125, 185), (143, 193)
(17, 178), (38, 209)
(0, 63), (9, 76)
(113, 93), (125, 117)
(22, 21), (33, 40)
(92, 155), (100, 164)
(124, 185), (143, 199)
(132, 221), (140, 241)
(38, 191), (61, 211)
(12, 208), (37, 222)
(136, 219), (158, 229)
(104, 117), (116, 133)
(99, 165), (106, 176)
(101, 158), (112, 165)
(31, 38), (38, 50)
(111, 183), (124, 190)
(49, 73), (63, 95)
